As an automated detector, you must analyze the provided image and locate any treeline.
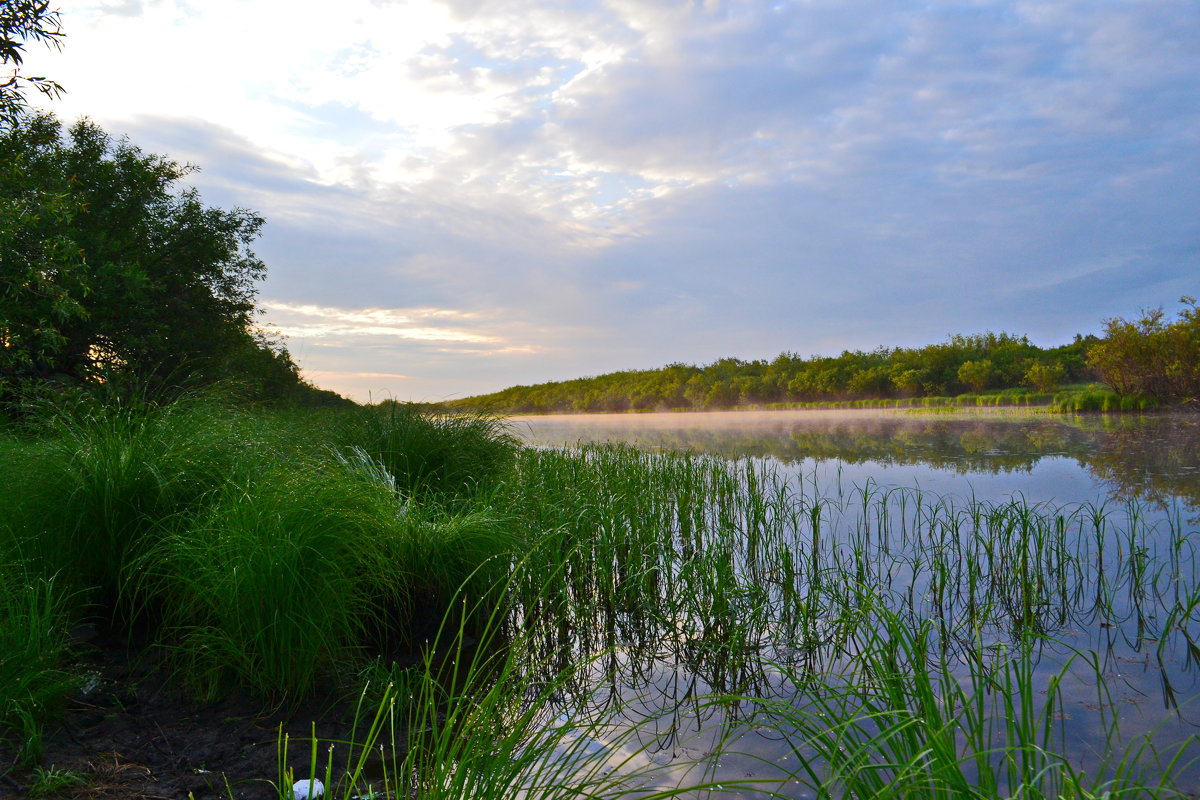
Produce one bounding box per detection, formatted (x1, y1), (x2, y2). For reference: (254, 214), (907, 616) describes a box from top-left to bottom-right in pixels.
(1088, 299), (1200, 405)
(459, 298), (1200, 414)
(454, 332), (1098, 414)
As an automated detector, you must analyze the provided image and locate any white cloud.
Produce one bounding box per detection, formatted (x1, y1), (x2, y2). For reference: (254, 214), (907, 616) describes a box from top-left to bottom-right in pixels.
(18, 0), (1199, 401)
(262, 302), (500, 343)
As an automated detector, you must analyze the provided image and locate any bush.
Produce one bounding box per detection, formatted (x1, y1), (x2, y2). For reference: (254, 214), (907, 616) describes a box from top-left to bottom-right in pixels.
(1088, 297), (1200, 403)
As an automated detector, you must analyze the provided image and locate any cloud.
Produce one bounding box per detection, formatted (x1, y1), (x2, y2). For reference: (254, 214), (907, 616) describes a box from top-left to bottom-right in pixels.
(262, 302), (499, 343)
(302, 370), (411, 380)
(20, 0), (1199, 401)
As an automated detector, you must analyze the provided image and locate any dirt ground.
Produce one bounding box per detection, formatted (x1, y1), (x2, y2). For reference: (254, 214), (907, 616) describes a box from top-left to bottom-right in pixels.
(1, 625), (402, 800)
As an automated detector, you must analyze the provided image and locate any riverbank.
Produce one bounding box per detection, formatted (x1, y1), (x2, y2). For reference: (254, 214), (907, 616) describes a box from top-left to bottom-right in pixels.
(3, 394), (1197, 798)
(490, 382), (1169, 416)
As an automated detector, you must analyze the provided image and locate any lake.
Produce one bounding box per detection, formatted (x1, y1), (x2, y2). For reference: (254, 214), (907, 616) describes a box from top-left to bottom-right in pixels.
(507, 409), (1200, 798)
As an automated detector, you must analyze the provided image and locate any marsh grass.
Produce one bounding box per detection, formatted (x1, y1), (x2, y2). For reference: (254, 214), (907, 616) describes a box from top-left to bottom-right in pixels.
(0, 551), (79, 762)
(749, 608), (1193, 799)
(1049, 388), (1159, 413)
(234, 437), (1198, 799)
(276, 559), (764, 800)
(482, 444), (1199, 796)
(0, 390), (527, 705)
(0, 564), (79, 766)
(332, 404), (519, 501)
(140, 447), (521, 701)
(0, 392), (273, 614)
(2, 391), (1196, 796)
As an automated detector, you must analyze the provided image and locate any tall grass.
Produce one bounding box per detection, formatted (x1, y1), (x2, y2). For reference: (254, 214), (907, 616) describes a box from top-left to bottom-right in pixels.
(276, 558), (762, 800)
(1049, 388), (1159, 413)
(0, 561), (79, 767)
(332, 404), (519, 501)
(0, 392), (270, 611)
(139, 450), (520, 700)
(0, 393), (525, 704)
(2, 391), (1195, 796)
(480, 444), (1199, 796)
(750, 608), (1191, 799)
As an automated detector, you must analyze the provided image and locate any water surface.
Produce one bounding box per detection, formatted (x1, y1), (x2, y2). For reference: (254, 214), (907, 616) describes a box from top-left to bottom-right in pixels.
(509, 409), (1200, 796)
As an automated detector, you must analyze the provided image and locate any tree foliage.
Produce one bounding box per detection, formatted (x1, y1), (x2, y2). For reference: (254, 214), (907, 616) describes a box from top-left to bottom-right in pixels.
(1, 0), (65, 126)
(957, 359), (994, 392)
(1024, 361), (1066, 393)
(0, 113), (328, 406)
(1088, 298), (1200, 404)
(452, 331), (1095, 414)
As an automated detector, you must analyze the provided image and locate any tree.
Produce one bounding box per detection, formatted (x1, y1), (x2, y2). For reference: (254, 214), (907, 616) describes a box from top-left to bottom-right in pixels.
(1, 1), (65, 126)
(957, 359), (994, 392)
(1088, 298), (1200, 403)
(1, 114), (306, 403)
(1024, 361), (1066, 393)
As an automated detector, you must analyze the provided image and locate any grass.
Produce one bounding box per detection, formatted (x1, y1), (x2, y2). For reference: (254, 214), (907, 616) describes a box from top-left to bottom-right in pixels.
(1049, 387), (1159, 413)
(26, 764), (88, 798)
(0, 393), (523, 709)
(0, 390), (1196, 797)
(331, 402), (519, 501)
(0, 565), (79, 767)
(483, 444), (1199, 796)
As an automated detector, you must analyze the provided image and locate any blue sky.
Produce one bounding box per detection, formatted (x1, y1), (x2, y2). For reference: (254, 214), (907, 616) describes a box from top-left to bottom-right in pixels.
(23, 0), (1200, 401)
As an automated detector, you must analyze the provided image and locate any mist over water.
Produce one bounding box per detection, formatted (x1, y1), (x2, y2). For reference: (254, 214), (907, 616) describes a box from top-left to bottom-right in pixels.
(511, 408), (1200, 513)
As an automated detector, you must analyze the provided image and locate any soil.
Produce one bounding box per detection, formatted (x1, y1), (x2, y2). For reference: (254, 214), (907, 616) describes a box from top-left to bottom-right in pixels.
(0, 625), (412, 800)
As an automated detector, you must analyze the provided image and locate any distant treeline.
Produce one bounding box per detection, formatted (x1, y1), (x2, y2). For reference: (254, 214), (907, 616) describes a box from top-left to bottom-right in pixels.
(454, 332), (1097, 414)
(453, 300), (1200, 415)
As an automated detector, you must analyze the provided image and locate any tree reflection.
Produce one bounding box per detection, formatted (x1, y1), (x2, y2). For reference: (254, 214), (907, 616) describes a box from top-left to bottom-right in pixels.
(517, 412), (1200, 514)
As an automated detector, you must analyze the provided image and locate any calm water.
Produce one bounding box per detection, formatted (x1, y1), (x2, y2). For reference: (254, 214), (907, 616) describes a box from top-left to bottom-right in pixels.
(512, 409), (1200, 515)
(511, 409), (1200, 796)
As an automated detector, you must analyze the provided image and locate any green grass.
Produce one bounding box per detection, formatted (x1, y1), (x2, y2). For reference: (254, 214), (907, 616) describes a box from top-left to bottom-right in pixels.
(0, 391), (273, 612)
(330, 403), (519, 501)
(0, 391), (525, 703)
(0, 564), (79, 767)
(480, 444), (1198, 797)
(1049, 387), (1159, 413)
(1, 391), (1195, 797)
(750, 608), (1191, 799)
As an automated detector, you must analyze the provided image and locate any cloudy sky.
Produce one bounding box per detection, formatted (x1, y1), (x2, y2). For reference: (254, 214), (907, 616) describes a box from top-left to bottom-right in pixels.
(23, 0), (1200, 402)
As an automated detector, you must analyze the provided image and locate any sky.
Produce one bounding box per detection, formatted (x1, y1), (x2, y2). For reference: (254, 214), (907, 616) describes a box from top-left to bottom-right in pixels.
(21, 0), (1200, 402)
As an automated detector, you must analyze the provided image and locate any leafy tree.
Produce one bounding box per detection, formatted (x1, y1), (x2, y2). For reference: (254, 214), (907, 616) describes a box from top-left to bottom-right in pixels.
(1, 113), (310, 404)
(0, 114), (86, 380)
(891, 367), (926, 397)
(1, 1), (65, 126)
(1024, 361), (1066, 393)
(1088, 298), (1200, 403)
(957, 359), (994, 392)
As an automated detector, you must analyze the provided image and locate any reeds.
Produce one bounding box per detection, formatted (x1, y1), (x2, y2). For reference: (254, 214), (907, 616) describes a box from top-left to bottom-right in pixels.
(480, 444), (1199, 796)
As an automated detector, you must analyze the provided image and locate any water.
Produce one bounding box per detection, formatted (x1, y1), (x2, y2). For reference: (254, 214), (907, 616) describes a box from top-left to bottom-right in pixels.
(508, 409), (1200, 796)
(511, 409), (1200, 512)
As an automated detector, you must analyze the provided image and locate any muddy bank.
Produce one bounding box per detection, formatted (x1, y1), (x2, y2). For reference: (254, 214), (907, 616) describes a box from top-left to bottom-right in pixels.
(3, 627), (400, 800)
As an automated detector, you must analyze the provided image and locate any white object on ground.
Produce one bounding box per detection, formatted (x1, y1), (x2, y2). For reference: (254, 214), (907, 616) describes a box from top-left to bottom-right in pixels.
(293, 778), (325, 800)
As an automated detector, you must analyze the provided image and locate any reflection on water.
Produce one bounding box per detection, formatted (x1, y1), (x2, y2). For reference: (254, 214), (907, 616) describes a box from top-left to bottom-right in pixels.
(512, 409), (1200, 514)
(505, 411), (1200, 796)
